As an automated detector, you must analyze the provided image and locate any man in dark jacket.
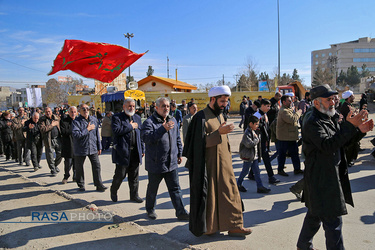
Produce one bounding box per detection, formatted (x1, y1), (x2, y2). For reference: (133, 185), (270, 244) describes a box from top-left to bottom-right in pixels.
(297, 85), (373, 250)
(110, 98), (144, 203)
(24, 112), (43, 171)
(0, 112), (14, 161)
(238, 97), (249, 128)
(39, 107), (62, 176)
(12, 107), (30, 166)
(267, 92), (282, 126)
(60, 106), (77, 184)
(72, 104), (107, 192)
(141, 97), (188, 221)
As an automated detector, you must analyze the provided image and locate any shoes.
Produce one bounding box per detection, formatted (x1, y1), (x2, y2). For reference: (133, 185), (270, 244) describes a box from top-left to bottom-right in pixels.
(290, 187), (302, 200)
(55, 167), (60, 173)
(269, 177), (280, 184)
(62, 179), (68, 184)
(147, 211), (157, 220)
(19, 162), (23, 166)
(96, 185), (108, 192)
(177, 213), (189, 221)
(130, 196), (143, 203)
(110, 190), (118, 202)
(239, 124), (242, 128)
(78, 186), (85, 192)
(38, 166), (42, 169)
(25, 162), (30, 166)
(348, 162), (354, 167)
(228, 227), (252, 237)
(238, 185), (247, 192)
(294, 169), (304, 175)
(278, 170), (289, 176)
(34, 167), (39, 172)
(51, 171), (57, 177)
(247, 175), (255, 181)
(257, 186), (271, 193)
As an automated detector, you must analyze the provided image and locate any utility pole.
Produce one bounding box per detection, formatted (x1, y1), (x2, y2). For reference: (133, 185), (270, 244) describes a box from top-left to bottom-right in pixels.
(277, 0), (281, 85)
(124, 33), (134, 85)
(222, 74), (225, 85)
(167, 56), (170, 78)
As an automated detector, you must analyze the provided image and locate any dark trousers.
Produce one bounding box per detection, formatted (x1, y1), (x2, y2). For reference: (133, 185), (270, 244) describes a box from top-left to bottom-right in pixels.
(111, 149), (140, 198)
(75, 153), (103, 188)
(0, 137), (3, 155)
(28, 139), (42, 169)
(16, 138), (30, 164)
(45, 138), (62, 171)
(4, 140), (14, 160)
(101, 136), (112, 150)
(146, 169), (187, 217)
(291, 178), (304, 194)
(297, 210), (344, 250)
(277, 140), (301, 172)
(63, 157), (76, 180)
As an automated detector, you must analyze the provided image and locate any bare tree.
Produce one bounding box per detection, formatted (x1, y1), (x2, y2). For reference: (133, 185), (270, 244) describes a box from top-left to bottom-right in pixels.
(236, 57), (258, 91)
(45, 79), (65, 105)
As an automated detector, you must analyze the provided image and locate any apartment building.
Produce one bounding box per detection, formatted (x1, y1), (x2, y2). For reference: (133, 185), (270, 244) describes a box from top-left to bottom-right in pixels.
(311, 37), (375, 83)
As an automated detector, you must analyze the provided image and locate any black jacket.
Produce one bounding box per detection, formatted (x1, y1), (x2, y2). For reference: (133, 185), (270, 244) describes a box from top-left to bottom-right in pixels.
(24, 118), (42, 147)
(302, 107), (364, 217)
(0, 117), (13, 142)
(60, 115), (74, 158)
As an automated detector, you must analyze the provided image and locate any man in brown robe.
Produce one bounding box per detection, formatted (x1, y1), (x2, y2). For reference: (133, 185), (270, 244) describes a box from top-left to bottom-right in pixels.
(183, 85), (252, 237)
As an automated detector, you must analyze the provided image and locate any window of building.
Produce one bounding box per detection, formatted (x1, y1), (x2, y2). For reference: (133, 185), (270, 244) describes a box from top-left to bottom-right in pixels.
(329, 52), (332, 56)
(322, 60), (326, 65)
(358, 67), (375, 72)
(354, 48), (375, 53)
(315, 61), (318, 65)
(322, 53), (325, 57)
(353, 58), (375, 62)
(315, 54), (318, 58)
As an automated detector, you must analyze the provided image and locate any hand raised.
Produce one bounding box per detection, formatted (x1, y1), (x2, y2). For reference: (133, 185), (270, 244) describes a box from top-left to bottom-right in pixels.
(358, 118), (374, 133)
(347, 110), (368, 128)
(29, 123), (35, 129)
(218, 122), (234, 135)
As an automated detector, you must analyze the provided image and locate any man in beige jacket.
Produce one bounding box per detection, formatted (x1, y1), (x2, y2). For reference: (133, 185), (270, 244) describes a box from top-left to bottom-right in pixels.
(276, 95), (304, 176)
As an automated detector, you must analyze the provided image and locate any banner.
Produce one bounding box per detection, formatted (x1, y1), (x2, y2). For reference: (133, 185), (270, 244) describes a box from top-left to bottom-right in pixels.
(26, 88), (43, 107)
(48, 39), (146, 83)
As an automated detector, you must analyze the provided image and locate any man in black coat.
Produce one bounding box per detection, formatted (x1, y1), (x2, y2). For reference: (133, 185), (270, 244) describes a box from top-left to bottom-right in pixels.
(110, 98), (144, 203)
(0, 112), (15, 161)
(267, 92), (282, 126)
(297, 85), (373, 250)
(60, 106), (77, 184)
(24, 112), (43, 171)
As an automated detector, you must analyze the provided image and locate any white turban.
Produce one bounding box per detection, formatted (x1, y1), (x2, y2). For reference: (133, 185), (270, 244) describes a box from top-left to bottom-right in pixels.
(208, 85), (231, 97)
(285, 92), (295, 97)
(342, 90), (353, 99)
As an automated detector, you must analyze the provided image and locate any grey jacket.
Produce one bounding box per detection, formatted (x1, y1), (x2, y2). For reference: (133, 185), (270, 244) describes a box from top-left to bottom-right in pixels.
(239, 127), (261, 162)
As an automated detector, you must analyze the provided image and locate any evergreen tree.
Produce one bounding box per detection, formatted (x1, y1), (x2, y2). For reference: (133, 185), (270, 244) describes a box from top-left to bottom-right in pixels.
(146, 66), (154, 76)
(291, 68), (301, 81)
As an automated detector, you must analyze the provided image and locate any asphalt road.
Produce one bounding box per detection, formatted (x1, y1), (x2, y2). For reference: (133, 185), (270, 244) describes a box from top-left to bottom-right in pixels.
(1, 99), (375, 249)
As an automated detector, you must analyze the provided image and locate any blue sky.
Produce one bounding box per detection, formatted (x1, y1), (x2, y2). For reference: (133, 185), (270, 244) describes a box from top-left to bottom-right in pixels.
(0, 0), (374, 89)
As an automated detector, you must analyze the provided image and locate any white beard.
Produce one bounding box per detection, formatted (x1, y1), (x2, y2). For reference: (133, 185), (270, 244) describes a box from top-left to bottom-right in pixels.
(125, 110), (135, 116)
(320, 105), (335, 117)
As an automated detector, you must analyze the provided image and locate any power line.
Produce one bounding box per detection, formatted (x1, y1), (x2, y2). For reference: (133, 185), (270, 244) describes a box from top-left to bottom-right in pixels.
(0, 57), (46, 73)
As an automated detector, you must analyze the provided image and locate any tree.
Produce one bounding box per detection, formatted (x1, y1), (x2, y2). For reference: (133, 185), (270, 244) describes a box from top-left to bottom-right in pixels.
(258, 72), (269, 81)
(291, 68), (301, 81)
(126, 75), (134, 84)
(45, 79), (65, 105)
(346, 66), (360, 87)
(361, 64), (370, 78)
(146, 66), (154, 76)
(312, 66), (334, 87)
(236, 57), (258, 91)
(337, 70), (347, 87)
(279, 73), (292, 86)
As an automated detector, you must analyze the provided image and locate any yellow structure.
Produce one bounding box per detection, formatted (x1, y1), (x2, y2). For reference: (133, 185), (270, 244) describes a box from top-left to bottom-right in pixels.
(137, 76), (197, 92)
(67, 95), (102, 109)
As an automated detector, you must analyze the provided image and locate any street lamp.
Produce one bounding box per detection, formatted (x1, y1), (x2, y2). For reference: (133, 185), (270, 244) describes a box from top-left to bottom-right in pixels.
(124, 33), (134, 85)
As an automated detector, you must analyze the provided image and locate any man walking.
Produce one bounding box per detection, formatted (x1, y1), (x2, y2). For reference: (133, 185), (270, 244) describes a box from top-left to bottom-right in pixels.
(111, 98), (144, 203)
(24, 112), (43, 171)
(276, 95), (303, 176)
(183, 86), (252, 237)
(12, 107), (30, 166)
(39, 107), (62, 176)
(141, 97), (189, 220)
(72, 104), (107, 192)
(297, 85), (373, 249)
(60, 106), (77, 184)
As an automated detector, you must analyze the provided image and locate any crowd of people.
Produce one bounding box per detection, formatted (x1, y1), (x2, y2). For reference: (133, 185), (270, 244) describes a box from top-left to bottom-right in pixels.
(1, 86), (373, 248)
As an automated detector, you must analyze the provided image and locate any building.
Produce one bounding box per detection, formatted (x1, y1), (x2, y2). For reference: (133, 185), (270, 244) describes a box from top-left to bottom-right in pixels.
(137, 76), (197, 92)
(94, 73), (127, 95)
(311, 37), (375, 83)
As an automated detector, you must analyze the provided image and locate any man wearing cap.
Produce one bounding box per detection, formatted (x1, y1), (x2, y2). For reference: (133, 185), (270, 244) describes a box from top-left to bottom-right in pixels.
(183, 85), (252, 237)
(340, 90), (359, 167)
(297, 85), (373, 250)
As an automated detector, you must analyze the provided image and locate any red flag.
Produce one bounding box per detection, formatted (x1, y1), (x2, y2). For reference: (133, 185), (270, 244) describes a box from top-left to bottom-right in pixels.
(48, 39), (146, 83)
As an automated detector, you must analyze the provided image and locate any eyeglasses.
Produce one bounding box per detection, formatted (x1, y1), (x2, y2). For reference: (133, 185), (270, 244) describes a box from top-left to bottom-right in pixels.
(81, 107), (89, 111)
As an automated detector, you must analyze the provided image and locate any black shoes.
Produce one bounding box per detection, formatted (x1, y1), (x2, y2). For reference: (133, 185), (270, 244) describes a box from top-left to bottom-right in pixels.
(278, 170), (289, 176)
(247, 175), (255, 181)
(257, 186), (271, 193)
(238, 185), (247, 192)
(177, 213), (189, 221)
(51, 171), (57, 177)
(78, 186), (85, 192)
(96, 185), (108, 192)
(55, 167), (60, 173)
(130, 196), (143, 203)
(290, 186), (302, 200)
(294, 169), (304, 175)
(269, 176), (280, 184)
(110, 190), (118, 202)
(147, 211), (157, 220)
